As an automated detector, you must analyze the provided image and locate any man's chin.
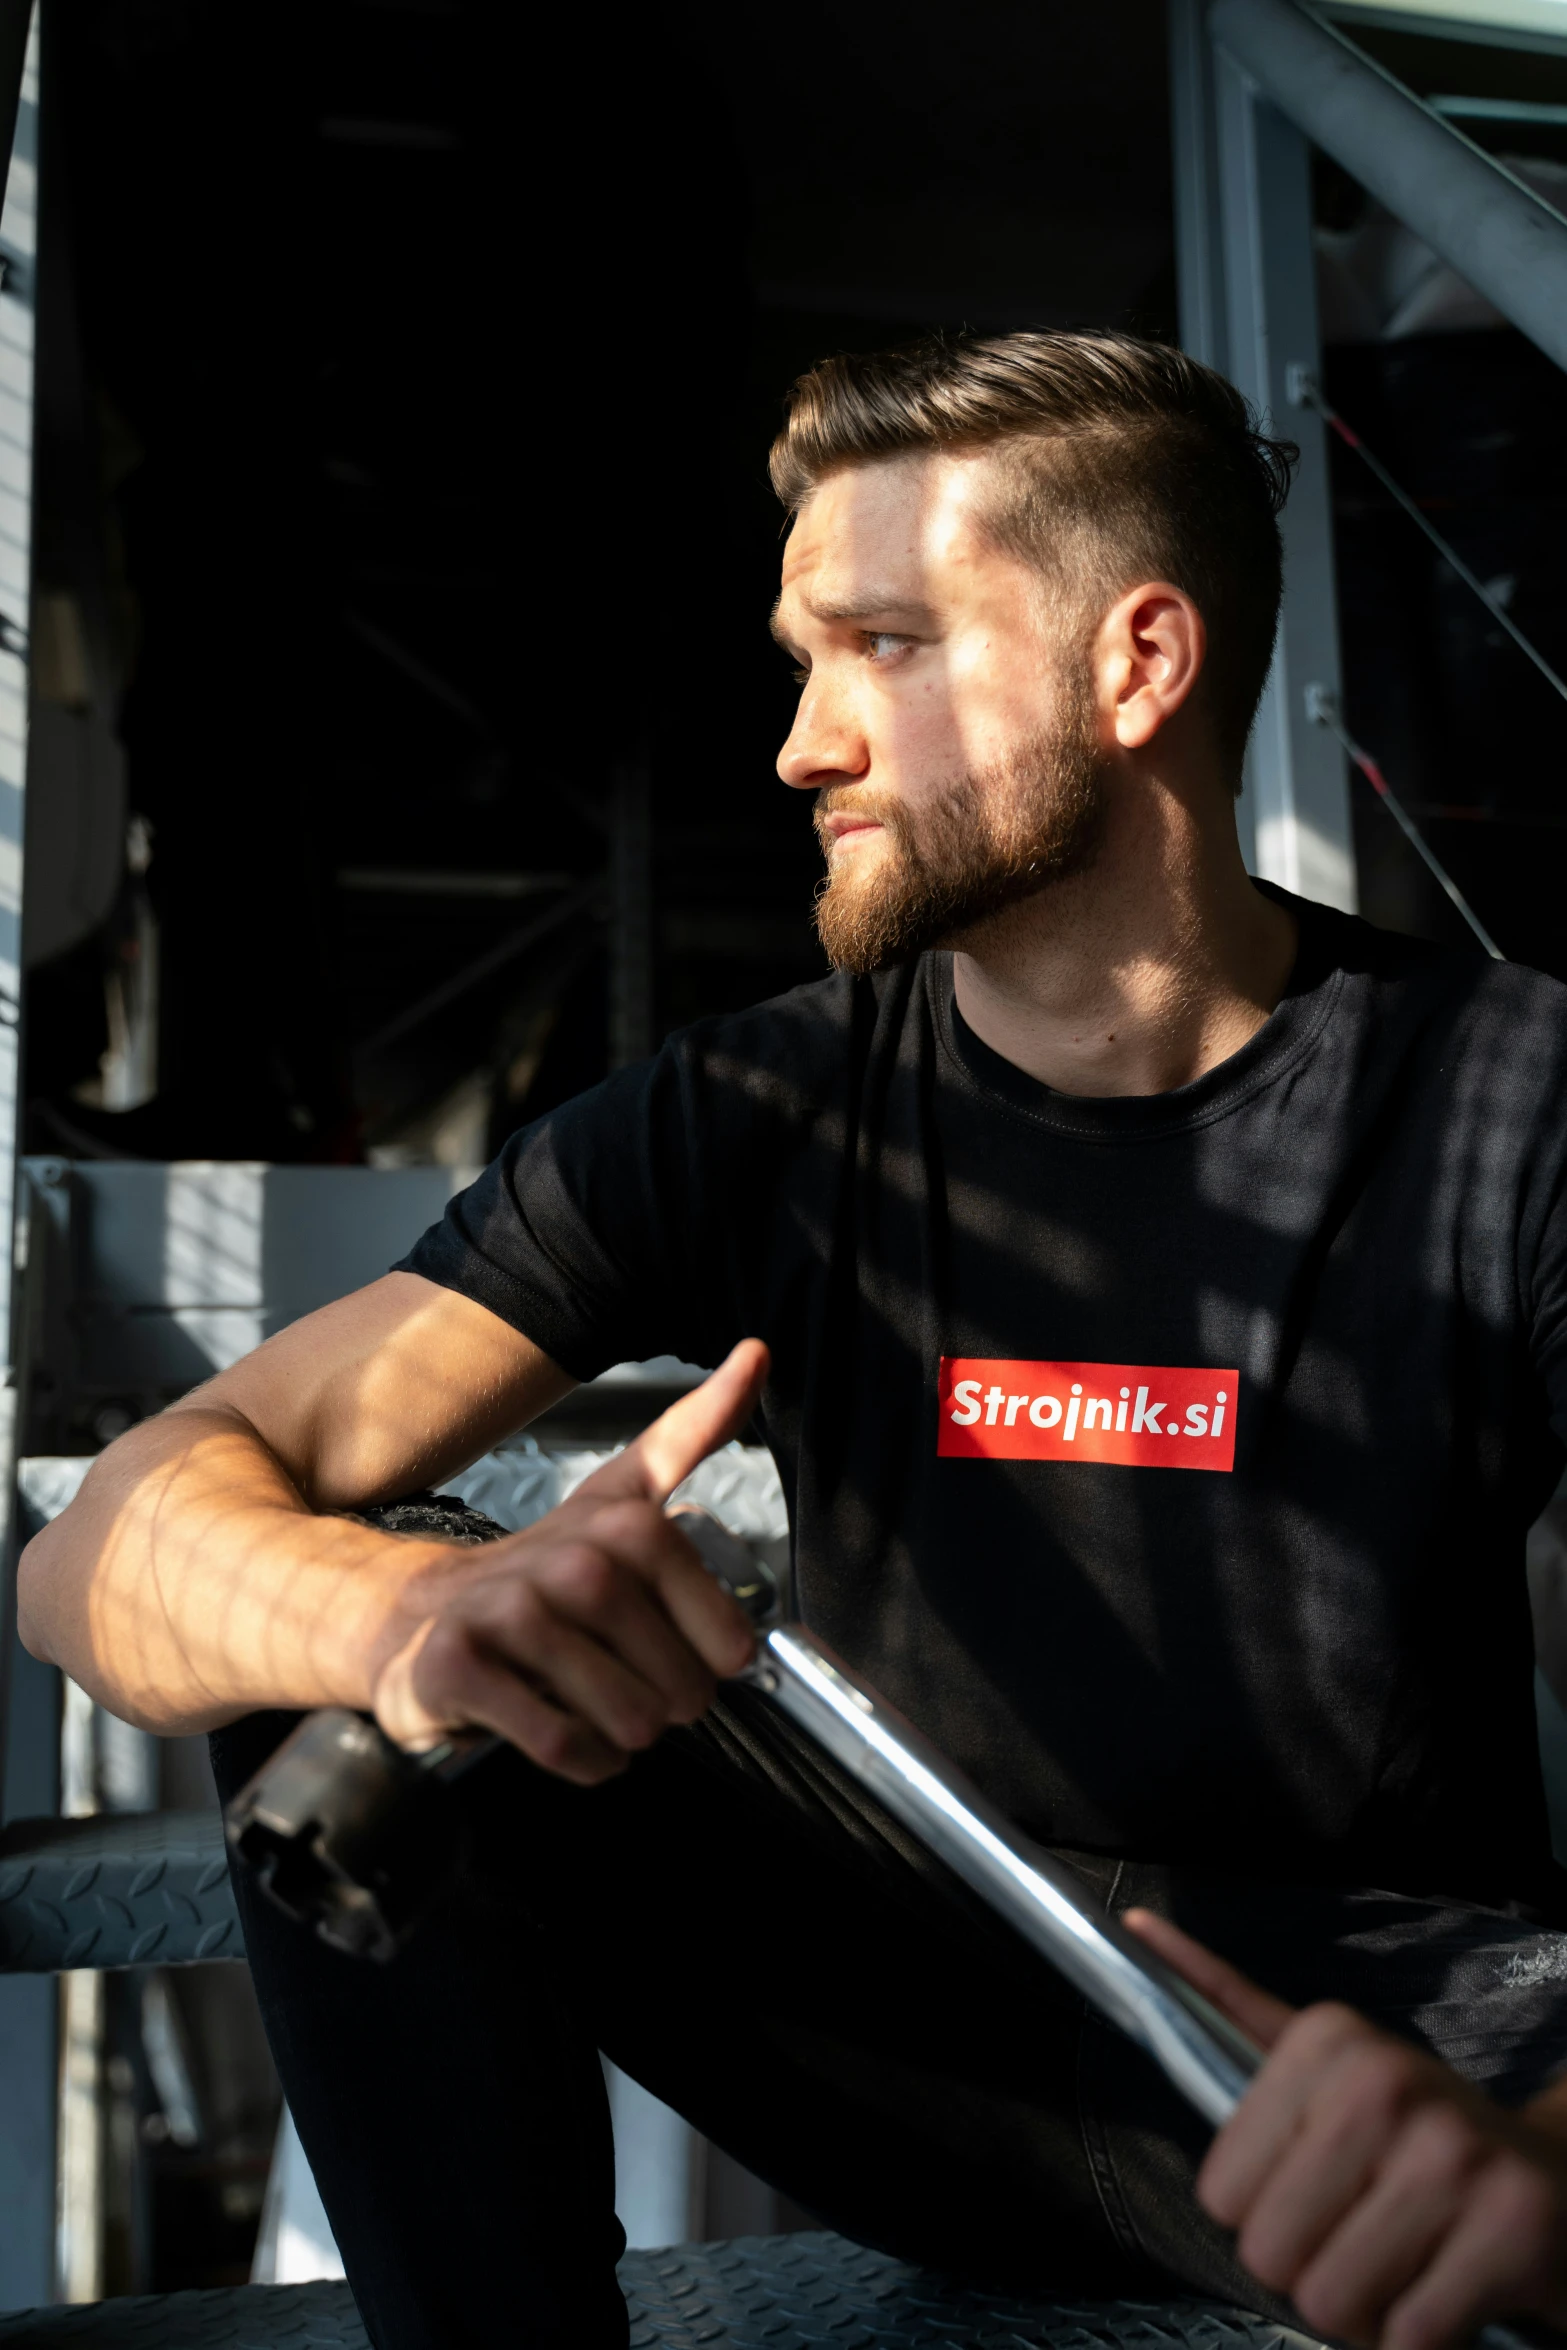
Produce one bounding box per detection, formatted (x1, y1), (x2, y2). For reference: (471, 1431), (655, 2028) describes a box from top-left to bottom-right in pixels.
(815, 860), (1085, 976)
(814, 876), (950, 975)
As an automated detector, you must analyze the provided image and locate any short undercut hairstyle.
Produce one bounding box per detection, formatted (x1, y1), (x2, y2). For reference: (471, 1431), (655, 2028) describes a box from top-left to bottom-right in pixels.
(769, 330), (1297, 781)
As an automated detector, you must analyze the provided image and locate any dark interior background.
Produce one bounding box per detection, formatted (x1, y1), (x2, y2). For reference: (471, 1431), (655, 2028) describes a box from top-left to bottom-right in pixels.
(22, 6), (1567, 1179)
(21, 0), (1177, 1171)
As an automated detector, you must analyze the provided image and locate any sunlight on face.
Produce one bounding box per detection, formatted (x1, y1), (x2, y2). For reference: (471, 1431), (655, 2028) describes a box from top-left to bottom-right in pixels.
(773, 453), (1105, 972)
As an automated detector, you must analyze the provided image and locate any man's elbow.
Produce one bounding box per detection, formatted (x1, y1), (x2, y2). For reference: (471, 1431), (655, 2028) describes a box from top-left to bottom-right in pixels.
(15, 1527), (59, 1664)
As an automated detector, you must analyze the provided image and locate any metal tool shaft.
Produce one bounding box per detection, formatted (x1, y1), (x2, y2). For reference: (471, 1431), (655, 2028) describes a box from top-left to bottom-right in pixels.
(748, 1622), (1261, 2127)
(742, 1622), (1550, 2350)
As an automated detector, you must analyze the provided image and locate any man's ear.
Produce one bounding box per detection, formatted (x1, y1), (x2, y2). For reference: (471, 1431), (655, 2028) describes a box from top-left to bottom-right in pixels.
(1098, 582), (1206, 751)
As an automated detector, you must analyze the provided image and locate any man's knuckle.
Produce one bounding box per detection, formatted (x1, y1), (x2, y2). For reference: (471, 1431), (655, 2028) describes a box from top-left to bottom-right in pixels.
(617, 1702), (666, 1749)
(1291, 2000), (1365, 2059)
(1302, 2035), (1408, 2137)
(1399, 2100), (1478, 2186)
(1381, 2297), (1447, 2350)
(546, 1544), (619, 1613)
(1234, 2222), (1295, 2295)
(671, 1669), (718, 1723)
(1315, 2077), (1394, 2156)
(1351, 2037), (1419, 2107)
(526, 1709), (583, 1773)
(418, 1615), (479, 1690)
(601, 1679), (663, 1743)
(1292, 2264), (1361, 2336)
(475, 1581), (544, 1655)
(590, 1497), (660, 1547)
(1333, 2058), (1398, 2126)
(1485, 2152), (1556, 2241)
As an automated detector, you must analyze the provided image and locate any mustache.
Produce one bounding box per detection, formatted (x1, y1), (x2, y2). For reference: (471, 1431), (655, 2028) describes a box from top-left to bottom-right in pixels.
(812, 786), (911, 844)
(814, 786), (886, 819)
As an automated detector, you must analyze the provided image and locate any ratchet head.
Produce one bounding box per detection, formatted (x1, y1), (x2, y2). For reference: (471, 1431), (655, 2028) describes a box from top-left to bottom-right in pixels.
(225, 1706), (463, 1963)
(226, 1497), (779, 1961)
(225, 1491), (509, 1960)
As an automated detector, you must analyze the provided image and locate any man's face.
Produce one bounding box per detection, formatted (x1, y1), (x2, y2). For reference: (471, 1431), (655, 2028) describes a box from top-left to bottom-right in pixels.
(772, 450), (1106, 974)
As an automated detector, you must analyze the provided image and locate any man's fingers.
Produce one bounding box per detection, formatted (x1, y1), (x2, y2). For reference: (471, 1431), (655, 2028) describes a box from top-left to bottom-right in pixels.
(515, 1496), (755, 1679)
(1116, 1912), (1567, 2350)
(1196, 2004), (1378, 2228)
(373, 1613), (629, 1783)
(1287, 2102), (1481, 2346)
(528, 1529), (725, 1717)
(1234, 2048), (1465, 2307)
(376, 1512), (749, 1777)
(583, 1498), (756, 1675)
(574, 1340), (771, 1507)
(1123, 1908), (1295, 2048)
(418, 1642), (632, 1786)
(1380, 2155), (1566, 2350)
(410, 1571), (689, 1760)
(476, 1599), (677, 1756)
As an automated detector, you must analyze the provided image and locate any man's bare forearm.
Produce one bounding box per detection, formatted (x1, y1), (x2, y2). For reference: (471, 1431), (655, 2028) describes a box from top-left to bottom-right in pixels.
(17, 1403), (457, 1733)
(15, 1274), (575, 1734)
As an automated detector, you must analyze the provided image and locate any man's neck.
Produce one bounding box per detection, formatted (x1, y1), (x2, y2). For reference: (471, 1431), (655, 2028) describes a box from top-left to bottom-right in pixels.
(949, 771), (1300, 1099)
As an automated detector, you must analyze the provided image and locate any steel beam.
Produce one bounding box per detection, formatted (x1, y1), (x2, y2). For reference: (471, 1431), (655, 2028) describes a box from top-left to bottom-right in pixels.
(1213, 0), (1567, 379)
(1169, 0), (1230, 378)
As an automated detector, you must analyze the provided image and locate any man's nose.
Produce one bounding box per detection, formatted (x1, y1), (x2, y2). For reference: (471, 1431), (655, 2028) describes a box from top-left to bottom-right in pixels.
(777, 684), (869, 794)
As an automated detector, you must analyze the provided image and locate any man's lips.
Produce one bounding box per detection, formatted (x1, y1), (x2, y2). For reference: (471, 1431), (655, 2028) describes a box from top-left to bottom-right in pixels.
(822, 815), (884, 847)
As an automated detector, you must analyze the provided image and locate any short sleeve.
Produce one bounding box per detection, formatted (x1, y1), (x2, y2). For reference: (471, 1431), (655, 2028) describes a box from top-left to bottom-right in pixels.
(394, 1048), (718, 1381)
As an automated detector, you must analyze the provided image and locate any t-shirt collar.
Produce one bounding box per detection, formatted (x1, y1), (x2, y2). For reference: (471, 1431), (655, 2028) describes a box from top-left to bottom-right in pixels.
(934, 883), (1345, 1140)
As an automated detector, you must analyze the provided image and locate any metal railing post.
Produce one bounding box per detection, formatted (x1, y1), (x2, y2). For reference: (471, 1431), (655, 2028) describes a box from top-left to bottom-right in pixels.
(1169, 0), (1358, 910)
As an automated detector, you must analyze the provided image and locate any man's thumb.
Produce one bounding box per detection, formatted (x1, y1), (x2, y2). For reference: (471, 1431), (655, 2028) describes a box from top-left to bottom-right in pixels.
(576, 1340), (771, 1506)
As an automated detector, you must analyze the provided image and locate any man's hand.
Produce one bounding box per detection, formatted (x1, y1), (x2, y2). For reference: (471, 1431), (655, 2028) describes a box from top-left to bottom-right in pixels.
(370, 1339), (771, 1783)
(1127, 1909), (1567, 2350)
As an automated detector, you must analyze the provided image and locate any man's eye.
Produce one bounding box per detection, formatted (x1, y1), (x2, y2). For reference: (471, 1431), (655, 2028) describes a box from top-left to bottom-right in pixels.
(792, 666), (810, 687)
(866, 632), (910, 661)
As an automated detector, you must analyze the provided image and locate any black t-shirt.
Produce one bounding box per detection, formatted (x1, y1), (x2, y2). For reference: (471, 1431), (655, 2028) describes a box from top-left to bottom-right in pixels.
(399, 889), (1567, 1913)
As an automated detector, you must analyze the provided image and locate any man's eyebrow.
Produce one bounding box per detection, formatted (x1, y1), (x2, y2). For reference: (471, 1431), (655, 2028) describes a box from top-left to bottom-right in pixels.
(769, 592), (937, 643)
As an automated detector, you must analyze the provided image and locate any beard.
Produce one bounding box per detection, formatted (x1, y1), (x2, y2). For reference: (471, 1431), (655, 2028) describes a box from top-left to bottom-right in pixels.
(811, 675), (1108, 977)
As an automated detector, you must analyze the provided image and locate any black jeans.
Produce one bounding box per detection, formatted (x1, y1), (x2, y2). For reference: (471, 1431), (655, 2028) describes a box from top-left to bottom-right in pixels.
(211, 1694), (1567, 2350)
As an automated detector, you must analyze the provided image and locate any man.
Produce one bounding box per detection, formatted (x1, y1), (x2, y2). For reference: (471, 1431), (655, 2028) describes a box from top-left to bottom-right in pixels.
(20, 332), (1567, 2350)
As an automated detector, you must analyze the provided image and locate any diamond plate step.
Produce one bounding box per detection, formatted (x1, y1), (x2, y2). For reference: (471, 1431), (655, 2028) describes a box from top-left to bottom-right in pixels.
(0, 2279), (365, 2345)
(618, 2235), (1315, 2350)
(0, 1811), (241, 1972)
(0, 2232), (1322, 2349)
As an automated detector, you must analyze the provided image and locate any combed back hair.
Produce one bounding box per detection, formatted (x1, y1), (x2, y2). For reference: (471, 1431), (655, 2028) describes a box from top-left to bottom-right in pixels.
(769, 330), (1297, 780)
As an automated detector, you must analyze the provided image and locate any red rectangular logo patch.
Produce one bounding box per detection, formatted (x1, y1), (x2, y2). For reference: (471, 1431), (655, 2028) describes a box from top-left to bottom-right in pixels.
(938, 1357), (1237, 1472)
